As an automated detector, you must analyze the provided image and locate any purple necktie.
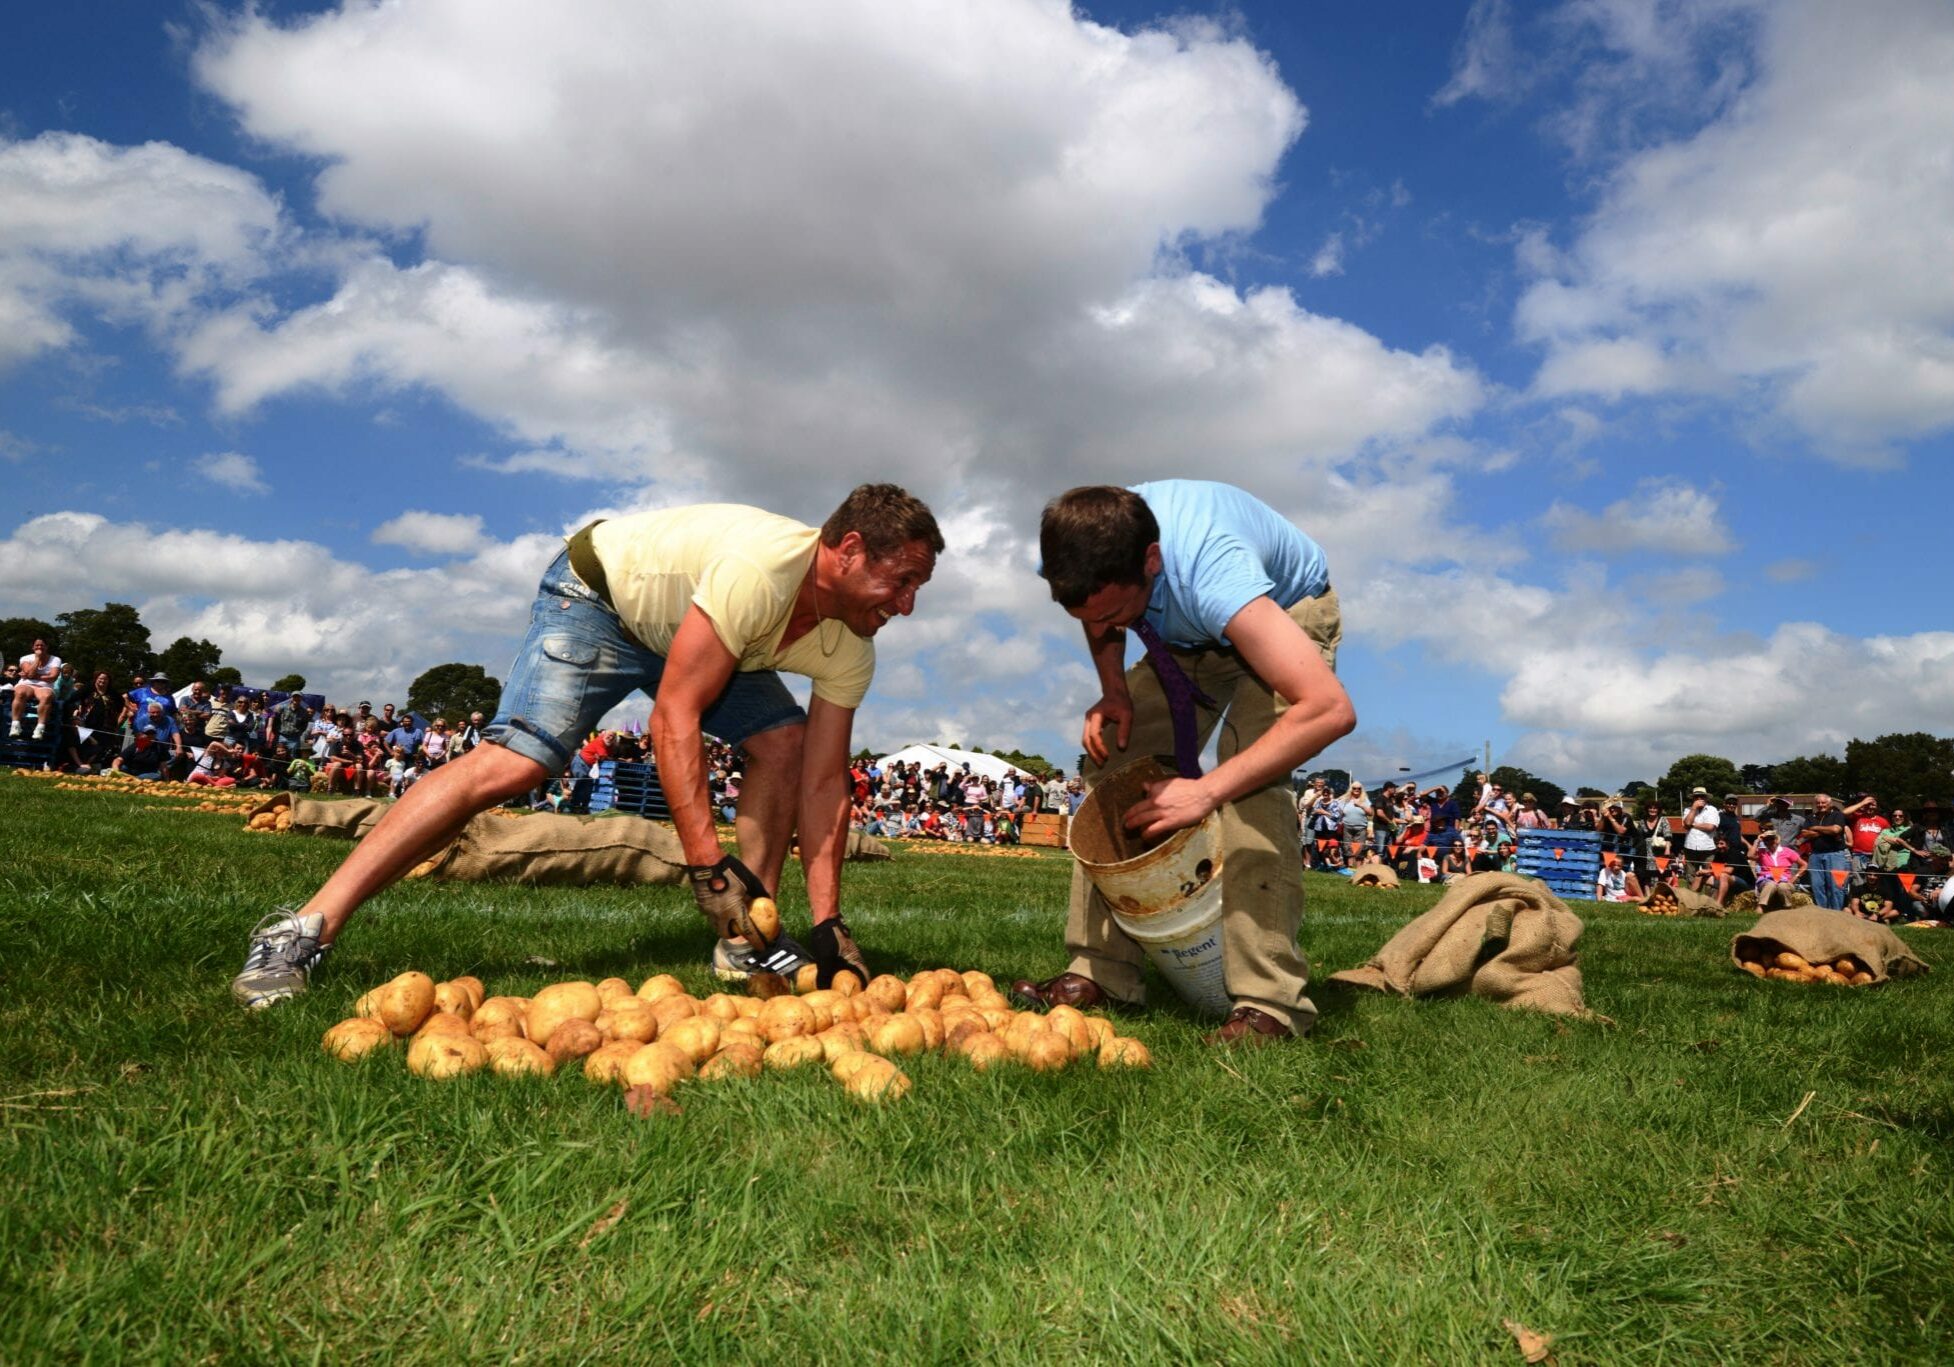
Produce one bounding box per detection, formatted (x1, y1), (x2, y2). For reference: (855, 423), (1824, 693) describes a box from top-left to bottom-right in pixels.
(1132, 617), (1213, 778)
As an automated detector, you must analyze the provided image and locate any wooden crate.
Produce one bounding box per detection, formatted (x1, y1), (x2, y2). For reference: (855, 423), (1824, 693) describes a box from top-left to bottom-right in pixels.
(1020, 813), (1069, 848)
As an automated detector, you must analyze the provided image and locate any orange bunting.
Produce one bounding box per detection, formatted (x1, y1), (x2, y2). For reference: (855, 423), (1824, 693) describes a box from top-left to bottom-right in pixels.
(1552, 848), (1565, 860)
(1899, 873), (1918, 894)
(1710, 862), (1728, 878)
(1654, 856), (1670, 872)
(1832, 868), (1849, 886)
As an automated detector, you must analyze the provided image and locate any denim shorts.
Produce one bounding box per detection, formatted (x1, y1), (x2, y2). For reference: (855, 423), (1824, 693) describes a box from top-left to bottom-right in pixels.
(485, 548), (806, 775)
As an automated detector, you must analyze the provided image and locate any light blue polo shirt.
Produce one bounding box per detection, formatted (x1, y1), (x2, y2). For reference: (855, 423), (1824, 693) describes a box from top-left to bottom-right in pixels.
(1131, 480), (1329, 648)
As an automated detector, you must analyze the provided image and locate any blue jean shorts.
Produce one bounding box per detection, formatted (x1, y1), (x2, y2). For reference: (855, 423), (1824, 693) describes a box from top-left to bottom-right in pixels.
(485, 548), (806, 775)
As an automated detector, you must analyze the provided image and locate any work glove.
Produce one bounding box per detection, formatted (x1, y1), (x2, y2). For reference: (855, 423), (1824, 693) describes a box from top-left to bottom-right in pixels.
(686, 855), (776, 946)
(810, 917), (870, 989)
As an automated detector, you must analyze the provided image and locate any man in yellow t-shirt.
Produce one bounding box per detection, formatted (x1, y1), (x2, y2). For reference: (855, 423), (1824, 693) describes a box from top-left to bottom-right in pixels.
(231, 484), (943, 1010)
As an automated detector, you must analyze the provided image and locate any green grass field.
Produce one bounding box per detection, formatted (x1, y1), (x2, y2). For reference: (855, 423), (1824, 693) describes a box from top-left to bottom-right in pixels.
(3, 774), (1951, 1363)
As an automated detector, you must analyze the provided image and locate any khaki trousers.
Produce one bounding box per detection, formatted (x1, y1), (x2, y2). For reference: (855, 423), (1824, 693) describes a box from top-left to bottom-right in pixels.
(1064, 589), (1342, 1033)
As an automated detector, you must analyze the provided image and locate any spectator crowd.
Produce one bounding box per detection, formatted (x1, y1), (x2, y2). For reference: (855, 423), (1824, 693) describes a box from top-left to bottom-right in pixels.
(10, 641), (1948, 922)
(3, 645), (488, 798)
(1299, 772), (1953, 926)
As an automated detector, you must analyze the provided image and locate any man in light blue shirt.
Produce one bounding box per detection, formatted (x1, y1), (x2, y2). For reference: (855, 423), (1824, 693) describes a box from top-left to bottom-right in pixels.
(1013, 481), (1355, 1046)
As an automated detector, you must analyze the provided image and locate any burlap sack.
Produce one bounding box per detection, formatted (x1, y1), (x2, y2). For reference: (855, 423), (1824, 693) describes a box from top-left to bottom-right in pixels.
(1349, 860), (1400, 889)
(417, 810), (686, 885)
(1328, 871), (1590, 1016)
(846, 830), (892, 862)
(244, 791), (388, 840)
(250, 790), (686, 886)
(1640, 882), (1727, 917)
(1732, 908), (1930, 985)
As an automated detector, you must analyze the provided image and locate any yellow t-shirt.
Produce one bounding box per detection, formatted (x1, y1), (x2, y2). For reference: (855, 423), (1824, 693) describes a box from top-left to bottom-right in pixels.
(585, 506), (874, 709)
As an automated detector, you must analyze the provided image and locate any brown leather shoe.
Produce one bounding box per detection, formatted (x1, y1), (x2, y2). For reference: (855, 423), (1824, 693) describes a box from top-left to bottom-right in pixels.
(1204, 1005), (1293, 1046)
(1009, 972), (1111, 1011)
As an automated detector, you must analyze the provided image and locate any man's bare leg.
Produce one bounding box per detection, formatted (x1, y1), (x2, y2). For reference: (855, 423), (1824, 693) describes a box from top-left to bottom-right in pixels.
(730, 722), (805, 896)
(303, 743), (549, 942)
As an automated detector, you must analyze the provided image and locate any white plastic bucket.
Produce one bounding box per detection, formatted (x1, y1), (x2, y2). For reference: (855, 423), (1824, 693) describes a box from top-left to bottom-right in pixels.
(1069, 756), (1231, 1017)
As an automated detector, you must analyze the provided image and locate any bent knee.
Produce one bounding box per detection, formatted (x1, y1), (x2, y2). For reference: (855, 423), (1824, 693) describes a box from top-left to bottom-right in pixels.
(740, 721), (806, 763)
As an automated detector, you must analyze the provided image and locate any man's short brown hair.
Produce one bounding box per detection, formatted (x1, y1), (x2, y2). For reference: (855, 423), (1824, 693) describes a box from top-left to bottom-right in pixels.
(1038, 486), (1158, 608)
(821, 483), (944, 561)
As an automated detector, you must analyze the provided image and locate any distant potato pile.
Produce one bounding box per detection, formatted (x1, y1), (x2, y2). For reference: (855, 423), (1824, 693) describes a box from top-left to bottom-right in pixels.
(323, 962), (1150, 1107)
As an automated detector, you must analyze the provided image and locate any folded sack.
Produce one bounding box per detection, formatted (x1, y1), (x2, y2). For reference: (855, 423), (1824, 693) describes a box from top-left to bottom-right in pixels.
(1329, 871), (1590, 1017)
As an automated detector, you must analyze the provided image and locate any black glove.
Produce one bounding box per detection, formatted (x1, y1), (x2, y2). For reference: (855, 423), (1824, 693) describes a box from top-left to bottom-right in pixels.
(810, 917), (870, 989)
(686, 855), (772, 944)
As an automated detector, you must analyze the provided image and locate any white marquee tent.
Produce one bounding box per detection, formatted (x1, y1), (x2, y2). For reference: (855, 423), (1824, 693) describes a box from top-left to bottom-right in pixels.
(873, 744), (1025, 782)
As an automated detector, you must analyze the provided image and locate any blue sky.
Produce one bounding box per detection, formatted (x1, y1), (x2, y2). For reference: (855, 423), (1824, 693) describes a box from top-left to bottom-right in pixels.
(3, 0), (1951, 788)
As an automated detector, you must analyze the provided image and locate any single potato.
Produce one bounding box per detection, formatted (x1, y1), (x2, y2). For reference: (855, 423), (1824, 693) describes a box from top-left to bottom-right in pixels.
(322, 1017), (392, 1061)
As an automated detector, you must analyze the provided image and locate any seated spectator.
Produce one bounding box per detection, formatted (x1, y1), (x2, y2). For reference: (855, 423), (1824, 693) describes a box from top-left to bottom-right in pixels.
(9, 637), (62, 740)
(187, 737), (239, 787)
(65, 670), (123, 772)
(112, 731), (169, 780)
(1594, 854), (1644, 902)
(1511, 792), (1551, 830)
(282, 747), (319, 793)
(133, 700), (187, 776)
(386, 744), (412, 796)
(1751, 828), (1806, 894)
(1691, 830), (1754, 907)
(1469, 818), (1514, 873)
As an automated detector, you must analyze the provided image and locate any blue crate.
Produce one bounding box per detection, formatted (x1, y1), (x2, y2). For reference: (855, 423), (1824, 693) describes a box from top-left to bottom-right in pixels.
(1515, 827), (1602, 897)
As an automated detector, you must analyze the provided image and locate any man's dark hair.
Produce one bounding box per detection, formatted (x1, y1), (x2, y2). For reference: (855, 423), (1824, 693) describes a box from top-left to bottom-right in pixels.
(821, 483), (944, 561)
(1038, 486), (1158, 608)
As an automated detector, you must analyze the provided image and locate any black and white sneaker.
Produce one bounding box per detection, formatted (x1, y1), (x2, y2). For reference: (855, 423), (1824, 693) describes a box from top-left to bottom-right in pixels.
(230, 909), (330, 1010)
(711, 935), (811, 983)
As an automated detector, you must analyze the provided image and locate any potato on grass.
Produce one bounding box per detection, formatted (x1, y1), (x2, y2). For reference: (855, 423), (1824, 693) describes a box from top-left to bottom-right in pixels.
(1082, 1016), (1116, 1048)
(700, 993), (743, 1023)
(864, 974), (908, 1013)
(1024, 1033), (1075, 1072)
(1045, 1006), (1096, 1054)
(842, 1056), (911, 1103)
(661, 1016), (723, 1067)
(623, 1041), (695, 1092)
(377, 972), (438, 1036)
(870, 1014), (927, 1057)
(636, 973), (687, 1004)
(960, 970), (996, 996)
(944, 1017), (989, 1051)
(761, 996), (816, 1043)
(831, 1051), (881, 1086)
(904, 978), (944, 1012)
(322, 1017), (392, 1061)
(959, 1034), (1010, 1072)
(1099, 1037), (1152, 1068)
(828, 972), (862, 999)
(595, 1000), (659, 1044)
(353, 988), (382, 1019)
(414, 1011), (476, 1041)
(908, 1008), (945, 1051)
(432, 982), (476, 1019)
(583, 1040), (642, 1086)
(623, 1085), (683, 1117)
(450, 976), (486, 1010)
(794, 964), (822, 995)
(546, 1018), (605, 1064)
(487, 1038), (555, 1077)
(407, 1034), (489, 1078)
(746, 970), (794, 1000)
(764, 1036), (826, 1070)
(699, 1044), (765, 1081)
(526, 982), (603, 1045)
(649, 995), (701, 1034)
(594, 976), (634, 1004)
(720, 1019), (767, 1051)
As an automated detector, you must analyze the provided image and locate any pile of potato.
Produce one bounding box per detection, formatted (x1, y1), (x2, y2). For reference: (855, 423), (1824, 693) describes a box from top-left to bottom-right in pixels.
(246, 807), (296, 832)
(1736, 948), (1875, 986)
(1639, 886), (1691, 916)
(322, 962), (1150, 1106)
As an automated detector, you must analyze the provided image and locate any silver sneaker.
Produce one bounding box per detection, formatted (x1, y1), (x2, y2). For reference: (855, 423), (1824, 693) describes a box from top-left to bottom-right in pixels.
(711, 935), (811, 983)
(231, 910), (330, 1010)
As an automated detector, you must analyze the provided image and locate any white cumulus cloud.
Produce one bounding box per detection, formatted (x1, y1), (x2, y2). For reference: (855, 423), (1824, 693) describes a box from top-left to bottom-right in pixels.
(1541, 479), (1733, 557)
(193, 451), (269, 495)
(371, 511), (490, 557)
